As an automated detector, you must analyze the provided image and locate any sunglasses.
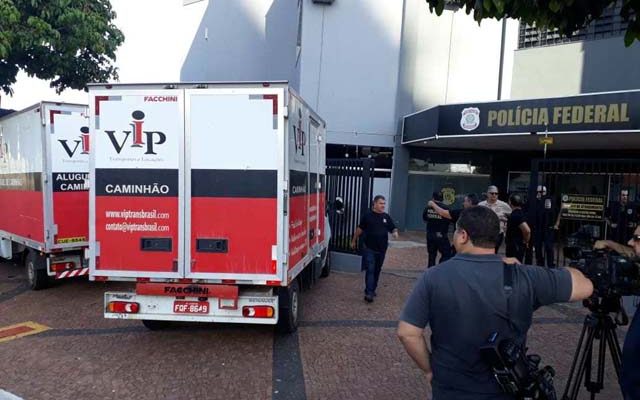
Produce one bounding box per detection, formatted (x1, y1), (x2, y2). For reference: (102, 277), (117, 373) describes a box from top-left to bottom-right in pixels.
(489, 192), (498, 195)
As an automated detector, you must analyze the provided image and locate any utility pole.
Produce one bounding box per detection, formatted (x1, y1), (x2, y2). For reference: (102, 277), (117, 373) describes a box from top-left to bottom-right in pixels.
(497, 18), (507, 100)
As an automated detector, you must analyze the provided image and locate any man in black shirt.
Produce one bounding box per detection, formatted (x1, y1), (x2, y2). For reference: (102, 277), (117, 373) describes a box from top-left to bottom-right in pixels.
(505, 194), (531, 262)
(423, 192), (452, 268)
(606, 189), (638, 244)
(397, 206), (594, 400)
(429, 193), (479, 258)
(528, 186), (560, 267)
(351, 195), (398, 303)
(429, 193), (479, 225)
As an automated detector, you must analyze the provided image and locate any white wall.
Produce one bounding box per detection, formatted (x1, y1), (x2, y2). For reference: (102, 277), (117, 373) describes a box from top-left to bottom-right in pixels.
(266, 0), (301, 88)
(511, 36), (640, 99)
(299, 0), (404, 148)
(511, 42), (585, 99)
(399, 0), (518, 115)
(180, 1), (272, 82)
(2, 0), (206, 110)
(180, 0), (300, 84)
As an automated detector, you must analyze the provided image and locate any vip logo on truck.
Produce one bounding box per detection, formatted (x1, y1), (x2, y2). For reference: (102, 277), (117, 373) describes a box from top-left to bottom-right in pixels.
(58, 126), (90, 158)
(104, 110), (167, 155)
(293, 107), (306, 157)
(0, 136), (6, 161)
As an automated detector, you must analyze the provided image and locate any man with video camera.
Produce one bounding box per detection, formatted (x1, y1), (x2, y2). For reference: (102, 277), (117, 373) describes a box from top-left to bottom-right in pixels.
(594, 228), (640, 400)
(397, 206), (594, 399)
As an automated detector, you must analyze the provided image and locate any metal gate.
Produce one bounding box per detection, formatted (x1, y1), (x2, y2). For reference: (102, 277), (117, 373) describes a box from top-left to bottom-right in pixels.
(528, 158), (640, 266)
(326, 158), (375, 253)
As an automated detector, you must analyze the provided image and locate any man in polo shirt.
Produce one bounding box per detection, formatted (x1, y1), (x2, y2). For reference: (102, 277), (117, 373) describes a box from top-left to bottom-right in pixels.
(479, 185), (512, 253)
(397, 206), (593, 399)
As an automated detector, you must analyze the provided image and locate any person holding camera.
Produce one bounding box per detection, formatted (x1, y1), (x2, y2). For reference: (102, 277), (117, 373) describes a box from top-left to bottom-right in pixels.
(594, 228), (640, 400)
(397, 206), (594, 400)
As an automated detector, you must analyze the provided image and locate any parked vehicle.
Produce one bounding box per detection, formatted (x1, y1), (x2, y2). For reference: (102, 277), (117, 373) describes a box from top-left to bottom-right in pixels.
(88, 82), (329, 332)
(0, 102), (90, 290)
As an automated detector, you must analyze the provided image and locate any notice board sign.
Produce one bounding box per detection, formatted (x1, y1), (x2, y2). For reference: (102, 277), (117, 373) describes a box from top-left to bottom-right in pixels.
(560, 194), (606, 221)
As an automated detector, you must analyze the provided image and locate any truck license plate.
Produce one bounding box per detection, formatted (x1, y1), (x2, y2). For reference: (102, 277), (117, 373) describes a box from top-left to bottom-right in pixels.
(173, 301), (209, 314)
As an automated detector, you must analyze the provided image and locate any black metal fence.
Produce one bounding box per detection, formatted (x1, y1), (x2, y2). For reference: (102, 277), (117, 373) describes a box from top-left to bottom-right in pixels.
(326, 158), (375, 253)
(528, 158), (640, 266)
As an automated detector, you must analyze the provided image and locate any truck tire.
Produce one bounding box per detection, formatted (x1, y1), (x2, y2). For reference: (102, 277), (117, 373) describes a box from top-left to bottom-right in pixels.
(320, 249), (331, 278)
(142, 319), (170, 331)
(26, 250), (51, 291)
(277, 279), (300, 334)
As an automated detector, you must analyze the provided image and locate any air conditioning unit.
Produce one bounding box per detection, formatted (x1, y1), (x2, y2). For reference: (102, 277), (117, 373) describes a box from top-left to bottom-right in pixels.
(312, 0), (335, 4)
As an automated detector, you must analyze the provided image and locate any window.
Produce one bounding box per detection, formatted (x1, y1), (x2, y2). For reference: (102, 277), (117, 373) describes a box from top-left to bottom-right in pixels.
(518, 2), (630, 49)
(296, 0), (303, 66)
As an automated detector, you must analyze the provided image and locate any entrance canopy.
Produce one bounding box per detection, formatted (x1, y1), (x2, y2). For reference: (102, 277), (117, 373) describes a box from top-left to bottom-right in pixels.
(402, 90), (640, 151)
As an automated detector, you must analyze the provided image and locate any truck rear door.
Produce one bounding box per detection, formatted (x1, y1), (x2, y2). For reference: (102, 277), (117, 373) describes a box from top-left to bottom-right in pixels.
(184, 88), (284, 281)
(44, 103), (90, 249)
(90, 90), (184, 278)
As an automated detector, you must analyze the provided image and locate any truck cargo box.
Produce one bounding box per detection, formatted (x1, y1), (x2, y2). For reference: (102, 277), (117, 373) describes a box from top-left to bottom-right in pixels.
(0, 102), (90, 288)
(88, 82), (328, 330)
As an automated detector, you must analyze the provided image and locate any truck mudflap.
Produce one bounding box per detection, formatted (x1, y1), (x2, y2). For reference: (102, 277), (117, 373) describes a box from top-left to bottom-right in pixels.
(103, 286), (279, 324)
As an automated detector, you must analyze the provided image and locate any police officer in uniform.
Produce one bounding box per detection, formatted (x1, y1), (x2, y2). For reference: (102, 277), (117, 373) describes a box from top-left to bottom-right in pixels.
(529, 185), (560, 267)
(505, 194), (531, 262)
(423, 192), (452, 268)
(606, 189), (637, 244)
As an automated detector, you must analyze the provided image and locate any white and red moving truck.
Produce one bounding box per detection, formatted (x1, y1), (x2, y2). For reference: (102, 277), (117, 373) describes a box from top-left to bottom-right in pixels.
(0, 102), (90, 289)
(88, 82), (330, 332)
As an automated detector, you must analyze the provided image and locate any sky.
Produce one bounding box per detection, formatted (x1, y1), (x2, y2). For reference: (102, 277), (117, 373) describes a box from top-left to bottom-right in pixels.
(1, 0), (207, 110)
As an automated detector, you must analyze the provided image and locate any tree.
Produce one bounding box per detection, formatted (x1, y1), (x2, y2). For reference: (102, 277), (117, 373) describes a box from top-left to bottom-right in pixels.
(425, 0), (640, 46)
(0, 0), (124, 95)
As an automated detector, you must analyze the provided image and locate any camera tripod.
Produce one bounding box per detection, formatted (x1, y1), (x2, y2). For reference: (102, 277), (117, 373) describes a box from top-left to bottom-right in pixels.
(562, 296), (626, 400)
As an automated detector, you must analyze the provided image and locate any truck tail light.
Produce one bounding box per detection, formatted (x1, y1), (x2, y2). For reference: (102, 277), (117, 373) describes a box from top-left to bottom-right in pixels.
(242, 306), (274, 318)
(107, 301), (140, 314)
(51, 262), (75, 272)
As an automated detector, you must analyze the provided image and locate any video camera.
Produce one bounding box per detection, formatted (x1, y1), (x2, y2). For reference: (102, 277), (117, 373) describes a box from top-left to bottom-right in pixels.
(480, 332), (557, 400)
(563, 225), (640, 298)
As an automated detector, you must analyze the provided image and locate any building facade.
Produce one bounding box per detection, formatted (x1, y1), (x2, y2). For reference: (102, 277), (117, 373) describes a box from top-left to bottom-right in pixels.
(181, 0), (518, 213)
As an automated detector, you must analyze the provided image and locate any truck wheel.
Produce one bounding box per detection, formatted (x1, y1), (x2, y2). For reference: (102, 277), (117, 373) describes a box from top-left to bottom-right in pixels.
(320, 249), (331, 278)
(277, 280), (300, 334)
(142, 319), (169, 331)
(26, 251), (50, 290)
